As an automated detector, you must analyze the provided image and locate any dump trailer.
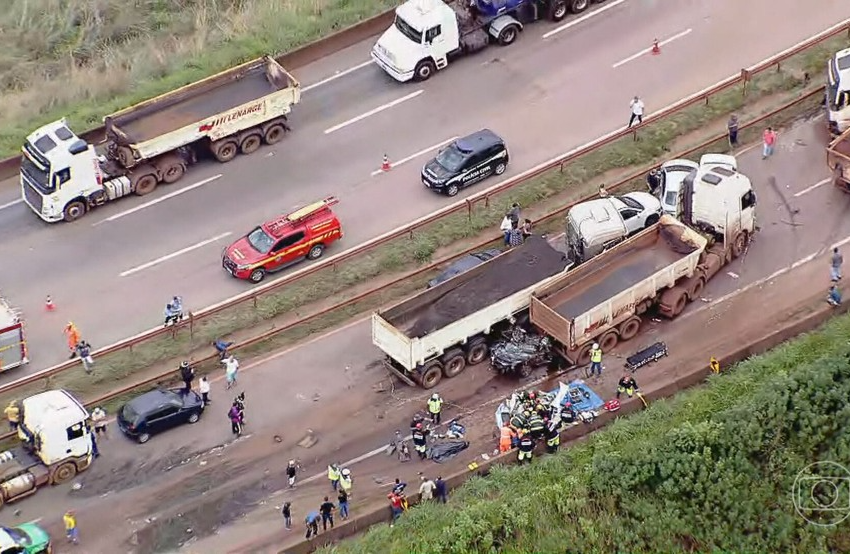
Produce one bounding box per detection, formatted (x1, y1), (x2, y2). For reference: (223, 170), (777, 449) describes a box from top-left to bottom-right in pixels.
(372, 236), (570, 389)
(0, 390), (93, 507)
(0, 296), (27, 372)
(827, 124), (850, 192)
(20, 56), (301, 223)
(529, 215), (747, 366)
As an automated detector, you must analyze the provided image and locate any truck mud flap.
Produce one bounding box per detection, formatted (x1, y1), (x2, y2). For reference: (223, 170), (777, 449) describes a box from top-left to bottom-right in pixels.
(382, 359), (417, 387)
(625, 341), (668, 372)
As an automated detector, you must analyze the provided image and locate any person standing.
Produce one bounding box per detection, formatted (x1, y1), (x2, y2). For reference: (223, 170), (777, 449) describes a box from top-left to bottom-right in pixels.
(589, 343), (603, 377)
(544, 418), (560, 454)
(499, 425), (515, 453)
(199, 377), (211, 406)
(434, 476), (448, 503)
(500, 214), (513, 246)
(412, 423), (429, 460)
(617, 373), (640, 399)
(337, 488), (350, 520)
(282, 501), (292, 530)
(179, 361), (195, 394)
(228, 402), (243, 436)
(339, 468), (353, 496)
(304, 511), (320, 539)
(419, 476), (436, 501)
(286, 460), (298, 488)
(517, 430), (534, 465)
(319, 496), (335, 531)
(831, 247), (844, 282)
(76, 340), (94, 373)
(64, 510), (79, 544)
(762, 127), (777, 159)
(327, 463), (341, 491)
(628, 96), (644, 127)
(91, 406), (108, 438)
(64, 322), (81, 359)
(223, 355), (239, 390)
(388, 493), (404, 527)
(508, 203), (521, 224)
(4, 401), (19, 432)
(427, 393), (444, 425)
(727, 114), (739, 148)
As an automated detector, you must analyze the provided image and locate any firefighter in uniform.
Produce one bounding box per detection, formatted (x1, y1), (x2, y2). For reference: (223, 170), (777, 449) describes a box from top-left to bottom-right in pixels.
(509, 410), (527, 432)
(544, 418), (560, 454)
(427, 394), (444, 425)
(517, 430), (535, 464)
(617, 374), (640, 399)
(527, 411), (545, 440)
(412, 423), (429, 460)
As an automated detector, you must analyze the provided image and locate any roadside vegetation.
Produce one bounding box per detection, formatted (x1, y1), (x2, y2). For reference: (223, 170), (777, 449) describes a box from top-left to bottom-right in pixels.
(0, 0), (396, 156)
(323, 310), (850, 554)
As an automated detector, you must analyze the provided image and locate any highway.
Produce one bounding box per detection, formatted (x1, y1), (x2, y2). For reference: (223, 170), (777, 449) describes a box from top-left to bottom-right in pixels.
(0, 0), (847, 372)
(9, 117), (849, 553)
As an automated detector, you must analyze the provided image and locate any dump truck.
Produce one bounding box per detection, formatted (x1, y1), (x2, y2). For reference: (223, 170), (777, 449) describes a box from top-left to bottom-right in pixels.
(0, 390), (93, 507)
(0, 296), (27, 373)
(372, 0), (596, 82)
(827, 124), (850, 192)
(20, 56), (301, 223)
(372, 236), (571, 388)
(530, 163), (757, 366)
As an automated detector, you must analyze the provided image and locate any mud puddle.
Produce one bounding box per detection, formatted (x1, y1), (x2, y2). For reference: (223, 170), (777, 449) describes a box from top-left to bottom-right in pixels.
(74, 446), (198, 497)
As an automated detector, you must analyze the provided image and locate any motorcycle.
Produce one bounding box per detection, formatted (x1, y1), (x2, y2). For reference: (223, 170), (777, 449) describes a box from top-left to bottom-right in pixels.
(489, 326), (553, 378)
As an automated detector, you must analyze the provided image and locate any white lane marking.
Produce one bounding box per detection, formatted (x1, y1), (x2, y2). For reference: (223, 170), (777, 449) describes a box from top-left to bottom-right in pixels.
(324, 90), (424, 135)
(91, 174), (222, 226)
(302, 60), (373, 92)
(793, 177), (831, 197)
(543, 0), (629, 40)
(0, 198), (22, 211)
(612, 28), (693, 69)
(371, 136), (459, 176)
(119, 232), (232, 277)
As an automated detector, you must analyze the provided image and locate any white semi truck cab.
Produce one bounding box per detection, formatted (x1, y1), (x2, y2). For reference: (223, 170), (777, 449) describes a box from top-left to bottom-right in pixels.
(372, 0), (583, 82)
(827, 48), (850, 135)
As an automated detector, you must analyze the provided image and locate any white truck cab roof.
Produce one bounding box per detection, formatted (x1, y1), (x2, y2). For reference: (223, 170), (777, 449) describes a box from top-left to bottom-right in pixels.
(22, 390), (89, 433)
(24, 119), (88, 166)
(396, 0), (451, 31)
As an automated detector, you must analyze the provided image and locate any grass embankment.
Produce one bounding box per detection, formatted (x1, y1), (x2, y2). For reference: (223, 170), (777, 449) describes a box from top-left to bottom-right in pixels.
(3, 33), (842, 412)
(0, 0), (397, 157)
(324, 311), (850, 554)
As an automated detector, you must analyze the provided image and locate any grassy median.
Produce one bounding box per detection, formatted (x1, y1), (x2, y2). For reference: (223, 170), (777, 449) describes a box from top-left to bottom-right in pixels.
(0, 0), (397, 157)
(0, 32), (843, 412)
(325, 310), (850, 554)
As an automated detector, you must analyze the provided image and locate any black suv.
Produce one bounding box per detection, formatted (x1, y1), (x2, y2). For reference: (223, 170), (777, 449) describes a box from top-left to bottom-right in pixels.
(422, 129), (509, 196)
(117, 388), (204, 444)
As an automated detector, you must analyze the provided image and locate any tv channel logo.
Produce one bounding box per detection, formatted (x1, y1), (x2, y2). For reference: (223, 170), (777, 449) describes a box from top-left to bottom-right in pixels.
(792, 461), (850, 526)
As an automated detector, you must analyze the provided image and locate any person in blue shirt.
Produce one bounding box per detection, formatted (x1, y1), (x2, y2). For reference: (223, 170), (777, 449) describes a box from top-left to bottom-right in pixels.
(828, 285), (842, 307)
(305, 511), (320, 539)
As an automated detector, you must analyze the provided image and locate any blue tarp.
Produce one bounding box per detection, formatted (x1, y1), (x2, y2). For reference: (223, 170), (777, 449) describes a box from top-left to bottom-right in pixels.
(495, 379), (605, 429)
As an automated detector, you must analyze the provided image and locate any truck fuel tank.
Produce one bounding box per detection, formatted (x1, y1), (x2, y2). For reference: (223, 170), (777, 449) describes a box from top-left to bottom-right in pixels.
(0, 473), (36, 499)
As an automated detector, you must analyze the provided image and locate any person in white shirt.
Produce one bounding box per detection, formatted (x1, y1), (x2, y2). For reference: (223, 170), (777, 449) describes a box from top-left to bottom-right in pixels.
(199, 376), (211, 405)
(500, 214), (513, 246)
(91, 407), (108, 437)
(419, 476), (436, 501)
(629, 96), (645, 128)
(223, 356), (239, 389)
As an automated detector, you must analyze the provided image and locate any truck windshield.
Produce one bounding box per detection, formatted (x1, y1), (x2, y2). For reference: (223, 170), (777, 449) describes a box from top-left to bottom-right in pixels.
(247, 227), (275, 254)
(394, 15), (423, 44)
(19, 154), (52, 194)
(436, 144), (466, 172)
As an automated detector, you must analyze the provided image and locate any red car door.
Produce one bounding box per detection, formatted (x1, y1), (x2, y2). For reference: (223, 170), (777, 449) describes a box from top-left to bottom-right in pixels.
(268, 231), (306, 270)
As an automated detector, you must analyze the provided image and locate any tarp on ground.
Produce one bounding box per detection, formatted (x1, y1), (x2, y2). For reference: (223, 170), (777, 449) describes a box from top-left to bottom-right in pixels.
(494, 379), (605, 429)
(427, 440), (469, 463)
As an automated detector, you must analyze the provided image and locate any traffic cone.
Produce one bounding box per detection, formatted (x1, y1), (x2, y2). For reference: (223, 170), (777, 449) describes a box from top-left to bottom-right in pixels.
(381, 154), (391, 172)
(45, 295), (55, 312)
(651, 39), (660, 55)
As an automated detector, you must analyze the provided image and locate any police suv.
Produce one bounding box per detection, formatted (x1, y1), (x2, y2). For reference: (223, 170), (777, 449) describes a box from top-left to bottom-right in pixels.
(421, 129), (509, 197)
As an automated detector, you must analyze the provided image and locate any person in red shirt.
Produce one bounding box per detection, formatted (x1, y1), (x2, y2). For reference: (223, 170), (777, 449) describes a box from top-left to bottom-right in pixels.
(388, 493), (404, 527)
(762, 127), (777, 159)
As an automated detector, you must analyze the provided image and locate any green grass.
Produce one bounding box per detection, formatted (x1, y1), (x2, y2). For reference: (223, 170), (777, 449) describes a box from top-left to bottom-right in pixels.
(322, 309), (850, 554)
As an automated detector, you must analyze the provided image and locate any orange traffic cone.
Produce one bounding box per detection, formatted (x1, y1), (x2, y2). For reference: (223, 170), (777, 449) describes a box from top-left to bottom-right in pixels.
(651, 39), (660, 55)
(45, 295), (55, 311)
(381, 154), (391, 172)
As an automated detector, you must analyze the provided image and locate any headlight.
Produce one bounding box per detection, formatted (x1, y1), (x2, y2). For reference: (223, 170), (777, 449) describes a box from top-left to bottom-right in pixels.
(236, 264), (249, 270)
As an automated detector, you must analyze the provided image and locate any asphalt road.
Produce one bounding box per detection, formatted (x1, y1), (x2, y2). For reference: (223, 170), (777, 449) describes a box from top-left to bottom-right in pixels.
(12, 117), (850, 553)
(0, 0), (847, 372)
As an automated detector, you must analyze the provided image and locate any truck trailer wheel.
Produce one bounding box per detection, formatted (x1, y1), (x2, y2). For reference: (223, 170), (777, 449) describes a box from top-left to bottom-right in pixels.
(618, 316), (641, 341)
(575, 343), (594, 367)
(413, 60), (437, 82)
(263, 124), (287, 145)
(240, 134), (262, 155)
(498, 25), (520, 46)
(212, 140), (238, 163)
(63, 200), (87, 222)
(549, 1), (568, 21)
(465, 339), (489, 365)
(419, 362), (443, 389)
(660, 286), (688, 318)
(51, 462), (77, 485)
(599, 330), (619, 352)
(133, 174), (158, 196)
(569, 0), (589, 13)
(441, 349), (467, 378)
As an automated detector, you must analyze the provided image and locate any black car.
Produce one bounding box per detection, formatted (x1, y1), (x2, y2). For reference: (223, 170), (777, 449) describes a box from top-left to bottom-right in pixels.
(422, 129), (509, 196)
(117, 388), (205, 444)
(427, 248), (502, 288)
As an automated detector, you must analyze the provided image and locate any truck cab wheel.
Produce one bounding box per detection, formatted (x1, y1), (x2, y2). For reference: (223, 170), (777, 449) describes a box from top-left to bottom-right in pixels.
(51, 462), (77, 485)
(569, 0), (589, 13)
(63, 201), (87, 222)
(306, 244), (325, 260)
(498, 25), (519, 46)
(419, 362), (443, 389)
(731, 231), (749, 258)
(413, 60), (436, 82)
(133, 174), (158, 196)
(161, 161), (185, 184)
(249, 268), (266, 283)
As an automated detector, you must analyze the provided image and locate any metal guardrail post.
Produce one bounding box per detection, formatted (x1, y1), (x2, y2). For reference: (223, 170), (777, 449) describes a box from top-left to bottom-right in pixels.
(741, 69), (749, 96)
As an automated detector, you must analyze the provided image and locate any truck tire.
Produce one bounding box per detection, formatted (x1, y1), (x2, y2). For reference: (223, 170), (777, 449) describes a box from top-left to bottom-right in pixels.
(419, 361), (443, 389)
(63, 200), (87, 222)
(212, 140), (238, 163)
(306, 244), (325, 260)
(549, 0), (568, 21)
(660, 286), (688, 318)
(133, 174), (158, 196)
(686, 276), (705, 300)
(575, 343), (594, 367)
(618, 316), (641, 341)
(413, 60), (437, 82)
(263, 124), (286, 145)
(732, 231), (749, 258)
(161, 161), (185, 184)
(599, 330), (618, 352)
(51, 462), (77, 485)
(465, 339), (489, 365)
(441, 349), (466, 378)
(240, 134), (262, 155)
(569, 0), (589, 13)
(117, 146), (135, 168)
(249, 268), (266, 283)
(498, 24), (520, 46)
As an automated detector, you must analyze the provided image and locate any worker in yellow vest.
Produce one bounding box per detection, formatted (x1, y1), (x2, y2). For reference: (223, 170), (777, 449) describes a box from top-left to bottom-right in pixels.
(4, 401), (19, 432)
(327, 463), (340, 491)
(589, 343), (604, 377)
(427, 393), (444, 425)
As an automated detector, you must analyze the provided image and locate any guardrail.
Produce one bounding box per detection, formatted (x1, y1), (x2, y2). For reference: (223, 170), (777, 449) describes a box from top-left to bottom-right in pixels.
(0, 86), (823, 441)
(0, 9), (396, 181)
(1, 14), (842, 403)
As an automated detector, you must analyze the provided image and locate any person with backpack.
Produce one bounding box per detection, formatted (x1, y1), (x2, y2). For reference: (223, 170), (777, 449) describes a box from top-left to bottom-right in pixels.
(228, 402), (243, 436)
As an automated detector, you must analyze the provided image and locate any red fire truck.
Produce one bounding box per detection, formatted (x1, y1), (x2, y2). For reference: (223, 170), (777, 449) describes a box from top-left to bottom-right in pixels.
(0, 296), (27, 372)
